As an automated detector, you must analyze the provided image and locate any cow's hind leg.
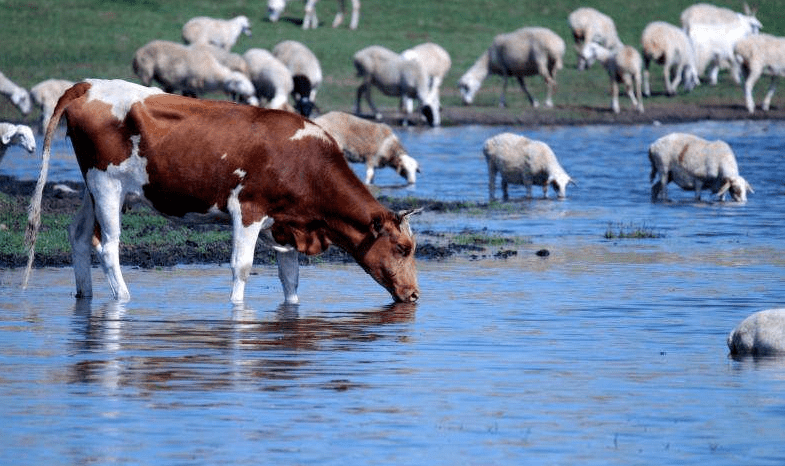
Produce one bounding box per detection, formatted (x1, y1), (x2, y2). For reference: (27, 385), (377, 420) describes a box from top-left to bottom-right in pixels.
(68, 190), (96, 298)
(88, 175), (130, 301)
(276, 248), (300, 304)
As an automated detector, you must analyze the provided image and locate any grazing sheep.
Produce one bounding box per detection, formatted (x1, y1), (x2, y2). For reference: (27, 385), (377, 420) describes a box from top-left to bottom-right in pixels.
(0, 122), (36, 165)
(132, 40), (258, 105)
(648, 132), (754, 202)
(272, 40), (323, 116)
(267, 0), (360, 30)
(401, 42), (451, 127)
(734, 33), (785, 113)
(641, 21), (700, 96)
(30, 79), (75, 133)
(202, 45), (250, 75)
(314, 111), (419, 184)
(353, 45), (438, 126)
(458, 27), (565, 109)
(242, 48), (296, 112)
(580, 42), (644, 113)
(567, 7), (622, 70)
(728, 309), (785, 356)
(483, 132), (574, 201)
(182, 15), (251, 50)
(681, 3), (761, 85)
(0, 71), (32, 115)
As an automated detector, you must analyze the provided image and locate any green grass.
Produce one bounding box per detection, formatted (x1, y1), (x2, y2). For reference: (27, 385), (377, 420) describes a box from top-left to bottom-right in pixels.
(604, 222), (662, 240)
(0, 0), (782, 124)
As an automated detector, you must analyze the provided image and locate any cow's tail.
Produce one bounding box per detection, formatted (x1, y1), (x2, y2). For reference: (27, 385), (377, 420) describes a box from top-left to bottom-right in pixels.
(22, 81), (90, 289)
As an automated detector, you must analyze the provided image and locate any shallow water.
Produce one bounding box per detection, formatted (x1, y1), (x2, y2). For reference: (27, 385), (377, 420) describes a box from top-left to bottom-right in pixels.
(2, 120), (785, 464)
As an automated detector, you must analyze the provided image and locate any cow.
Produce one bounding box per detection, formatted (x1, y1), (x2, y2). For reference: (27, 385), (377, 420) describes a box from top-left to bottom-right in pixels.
(23, 79), (420, 305)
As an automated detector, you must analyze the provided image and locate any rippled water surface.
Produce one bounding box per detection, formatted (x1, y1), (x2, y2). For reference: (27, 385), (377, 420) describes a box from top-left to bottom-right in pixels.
(2, 120), (785, 464)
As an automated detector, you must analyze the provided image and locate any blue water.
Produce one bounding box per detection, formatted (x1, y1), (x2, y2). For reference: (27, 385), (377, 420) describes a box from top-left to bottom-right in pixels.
(1, 120), (784, 464)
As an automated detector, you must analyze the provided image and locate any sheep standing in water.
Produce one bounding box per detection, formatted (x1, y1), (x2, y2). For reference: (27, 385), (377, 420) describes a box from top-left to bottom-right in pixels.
(0, 122), (36, 165)
(314, 111), (419, 184)
(648, 132), (753, 202)
(353, 45), (437, 126)
(580, 42), (644, 114)
(567, 7), (622, 70)
(728, 309), (785, 356)
(182, 15), (252, 50)
(483, 132), (574, 201)
(459, 27), (564, 109)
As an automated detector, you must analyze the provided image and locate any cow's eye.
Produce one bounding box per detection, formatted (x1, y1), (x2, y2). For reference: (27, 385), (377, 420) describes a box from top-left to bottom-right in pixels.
(396, 243), (411, 257)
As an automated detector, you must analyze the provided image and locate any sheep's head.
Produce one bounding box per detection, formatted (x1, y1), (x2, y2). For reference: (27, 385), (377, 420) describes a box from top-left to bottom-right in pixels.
(396, 154), (420, 184)
(236, 16), (252, 37)
(2, 124), (35, 153)
(459, 76), (481, 104)
(578, 42), (602, 69)
(12, 89), (32, 115)
(225, 72), (256, 101)
(549, 173), (576, 199)
(717, 175), (754, 202)
(267, 0), (286, 22)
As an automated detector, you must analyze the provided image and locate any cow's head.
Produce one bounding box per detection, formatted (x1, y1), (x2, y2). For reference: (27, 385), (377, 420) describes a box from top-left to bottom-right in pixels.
(717, 175), (754, 202)
(360, 209), (421, 303)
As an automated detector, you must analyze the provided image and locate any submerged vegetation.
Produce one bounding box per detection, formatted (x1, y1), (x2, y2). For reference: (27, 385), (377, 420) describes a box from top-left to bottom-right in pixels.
(604, 222), (662, 240)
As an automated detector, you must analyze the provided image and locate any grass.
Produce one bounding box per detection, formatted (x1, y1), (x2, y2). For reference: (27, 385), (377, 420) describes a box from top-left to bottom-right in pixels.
(1, 0), (782, 124)
(604, 222), (662, 240)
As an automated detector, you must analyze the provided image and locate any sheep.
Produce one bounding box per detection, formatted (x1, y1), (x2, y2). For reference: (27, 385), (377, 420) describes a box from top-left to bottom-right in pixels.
(0, 122), (36, 165)
(181, 15), (251, 50)
(401, 42), (451, 127)
(648, 132), (754, 203)
(734, 33), (785, 114)
(567, 7), (622, 70)
(30, 79), (75, 133)
(242, 48), (296, 112)
(0, 71), (32, 115)
(580, 42), (644, 114)
(353, 45), (438, 126)
(681, 3), (761, 85)
(483, 132), (574, 201)
(272, 40), (323, 117)
(267, 0), (360, 30)
(132, 40), (258, 105)
(458, 27), (565, 109)
(728, 309), (785, 356)
(202, 45), (250, 76)
(314, 111), (419, 184)
(641, 21), (700, 96)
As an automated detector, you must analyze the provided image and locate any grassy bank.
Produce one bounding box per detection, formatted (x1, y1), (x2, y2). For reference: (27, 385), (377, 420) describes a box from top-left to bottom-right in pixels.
(1, 0), (782, 125)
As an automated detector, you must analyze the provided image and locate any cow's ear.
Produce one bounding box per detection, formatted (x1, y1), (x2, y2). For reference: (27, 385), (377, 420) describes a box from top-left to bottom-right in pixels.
(370, 216), (384, 237)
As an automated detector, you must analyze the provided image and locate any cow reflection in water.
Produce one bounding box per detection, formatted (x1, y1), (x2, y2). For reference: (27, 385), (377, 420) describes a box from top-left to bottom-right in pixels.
(67, 299), (416, 390)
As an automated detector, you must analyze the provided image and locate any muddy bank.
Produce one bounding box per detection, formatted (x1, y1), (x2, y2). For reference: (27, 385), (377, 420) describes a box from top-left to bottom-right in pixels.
(0, 176), (515, 268)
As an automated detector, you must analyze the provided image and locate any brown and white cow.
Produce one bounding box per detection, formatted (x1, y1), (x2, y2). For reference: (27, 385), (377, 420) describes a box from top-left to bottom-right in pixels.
(23, 79), (420, 304)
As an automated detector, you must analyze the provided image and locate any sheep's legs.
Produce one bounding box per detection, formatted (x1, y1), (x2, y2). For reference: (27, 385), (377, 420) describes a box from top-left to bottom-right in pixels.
(487, 161), (497, 201)
(762, 75), (777, 112)
(743, 66), (762, 113)
(516, 76), (539, 108)
(610, 81), (620, 114)
(355, 82), (381, 120)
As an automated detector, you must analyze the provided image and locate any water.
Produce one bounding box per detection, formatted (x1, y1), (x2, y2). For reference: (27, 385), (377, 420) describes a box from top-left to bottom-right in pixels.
(2, 120), (785, 464)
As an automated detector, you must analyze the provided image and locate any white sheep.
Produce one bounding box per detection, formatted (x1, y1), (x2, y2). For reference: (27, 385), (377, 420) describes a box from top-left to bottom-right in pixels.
(30, 79), (75, 133)
(0, 71), (32, 115)
(202, 45), (250, 76)
(580, 42), (644, 114)
(401, 42), (451, 127)
(132, 40), (258, 105)
(648, 132), (754, 202)
(641, 21), (700, 96)
(242, 48), (296, 112)
(458, 27), (565, 109)
(567, 7), (622, 70)
(181, 15), (251, 50)
(0, 122), (36, 165)
(734, 33), (785, 114)
(272, 40), (323, 116)
(314, 111), (419, 184)
(353, 45), (438, 126)
(681, 3), (761, 85)
(728, 309), (785, 356)
(267, 0), (360, 30)
(483, 132), (574, 201)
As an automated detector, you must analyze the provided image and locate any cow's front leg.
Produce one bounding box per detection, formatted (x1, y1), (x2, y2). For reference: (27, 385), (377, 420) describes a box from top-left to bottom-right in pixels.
(276, 248), (300, 304)
(229, 218), (264, 304)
